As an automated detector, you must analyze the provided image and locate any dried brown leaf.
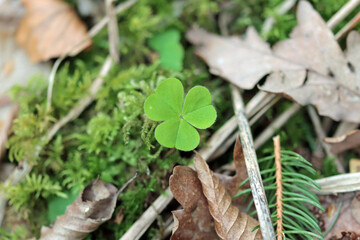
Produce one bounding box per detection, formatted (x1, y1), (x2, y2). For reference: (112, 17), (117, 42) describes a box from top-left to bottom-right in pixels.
(170, 166), (218, 240)
(169, 139), (252, 240)
(324, 130), (360, 154)
(16, 0), (92, 63)
(187, 1), (360, 122)
(40, 179), (118, 240)
(216, 137), (249, 198)
(186, 26), (301, 90)
(194, 152), (262, 240)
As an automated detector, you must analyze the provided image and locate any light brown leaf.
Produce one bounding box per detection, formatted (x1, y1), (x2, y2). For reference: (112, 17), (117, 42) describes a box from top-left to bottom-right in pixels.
(40, 179), (118, 240)
(186, 26), (301, 90)
(324, 130), (360, 154)
(187, 1), (360, 122)
(321, 193), (360, 239)
(194, 152), (262, 240)
(16, 0), (92, 63)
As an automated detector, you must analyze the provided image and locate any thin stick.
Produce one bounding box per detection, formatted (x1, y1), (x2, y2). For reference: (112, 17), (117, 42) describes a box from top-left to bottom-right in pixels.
(261, 0), (297, 36)
(306, 106), (345, 173)
(106, 0), (120, 62)
(46, 0), (137, 110)
(333, 121), (358, 137)
(327, 0), (360, 30)
(249, 95), (281, 126)
(335, 12), (360, 40)
(231, 85), (275, 239)
(210, 95), (280, 161)
(116, 170), (138, 196)
(273, 135), (283, 240)
(254, 103), (301, 150)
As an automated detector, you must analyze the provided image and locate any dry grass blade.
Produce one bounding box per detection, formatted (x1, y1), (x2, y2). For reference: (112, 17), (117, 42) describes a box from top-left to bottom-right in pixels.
(194, 152), (262, 240)
(273, 136), (283, 240)
(16, 0), (92, 62)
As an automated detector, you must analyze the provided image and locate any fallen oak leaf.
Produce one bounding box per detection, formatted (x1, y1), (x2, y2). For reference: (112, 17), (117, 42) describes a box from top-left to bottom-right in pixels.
(16, 0), (92, 63)
(187, 1), (360, 122)
(194, 152), (262, 239)
(40, 173), (138, 240)
(186, 26), (302, 90)
(259, 2), (360, 122)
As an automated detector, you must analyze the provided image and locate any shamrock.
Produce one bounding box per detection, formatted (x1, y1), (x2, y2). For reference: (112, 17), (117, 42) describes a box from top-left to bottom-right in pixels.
(144, 78), (217, 151)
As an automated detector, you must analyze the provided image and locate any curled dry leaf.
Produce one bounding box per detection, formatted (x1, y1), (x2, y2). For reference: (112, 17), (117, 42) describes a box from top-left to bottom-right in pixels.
(169, 139), (254, 240)
(187, 1), (360, 122)
(194, 152), (262, 240)
(324, 130), (360, 154)
(40, 179), (118, 240)
(16, 0), (92, 63)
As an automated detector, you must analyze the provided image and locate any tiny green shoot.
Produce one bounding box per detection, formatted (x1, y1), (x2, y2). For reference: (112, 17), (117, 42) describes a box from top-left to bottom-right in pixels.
(144, 78), (216, 151)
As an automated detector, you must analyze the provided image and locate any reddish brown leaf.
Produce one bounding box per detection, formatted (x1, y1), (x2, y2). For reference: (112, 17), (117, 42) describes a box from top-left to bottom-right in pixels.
(187, 1), (360, 122)
(170, 166), (218, 240)
(40, 179), (118, 240)
(216, 137), (249, 198)
(16, 0), (92, 62)
(324, 130), (360, 154)
(194, 152), (262, 240)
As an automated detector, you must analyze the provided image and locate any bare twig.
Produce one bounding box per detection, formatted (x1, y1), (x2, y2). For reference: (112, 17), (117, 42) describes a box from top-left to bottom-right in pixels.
(273, 135), (283, 240)
(46, 0), (137, 110)
(261, 0), (297, 36)
(106, 0), (120, 62)
(117, 170), (138, 196)
(333, 121), (358, 137)
(249, 95), (280, 126)
(231, 85), (275, 239)
(327, 0), (360, 30)
(254, 103), (301, 150)
(307, 106), (345, 173)
(335, 12), (360, 40)
(210, 94), (280, 161)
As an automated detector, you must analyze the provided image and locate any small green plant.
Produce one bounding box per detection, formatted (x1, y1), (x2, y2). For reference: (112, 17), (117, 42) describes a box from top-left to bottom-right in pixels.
(144, 78), (216, 151)
(149, 29), (184, 72)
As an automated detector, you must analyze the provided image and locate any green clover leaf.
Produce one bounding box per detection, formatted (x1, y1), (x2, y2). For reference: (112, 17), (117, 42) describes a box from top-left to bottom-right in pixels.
(144, 78), (216, 151)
